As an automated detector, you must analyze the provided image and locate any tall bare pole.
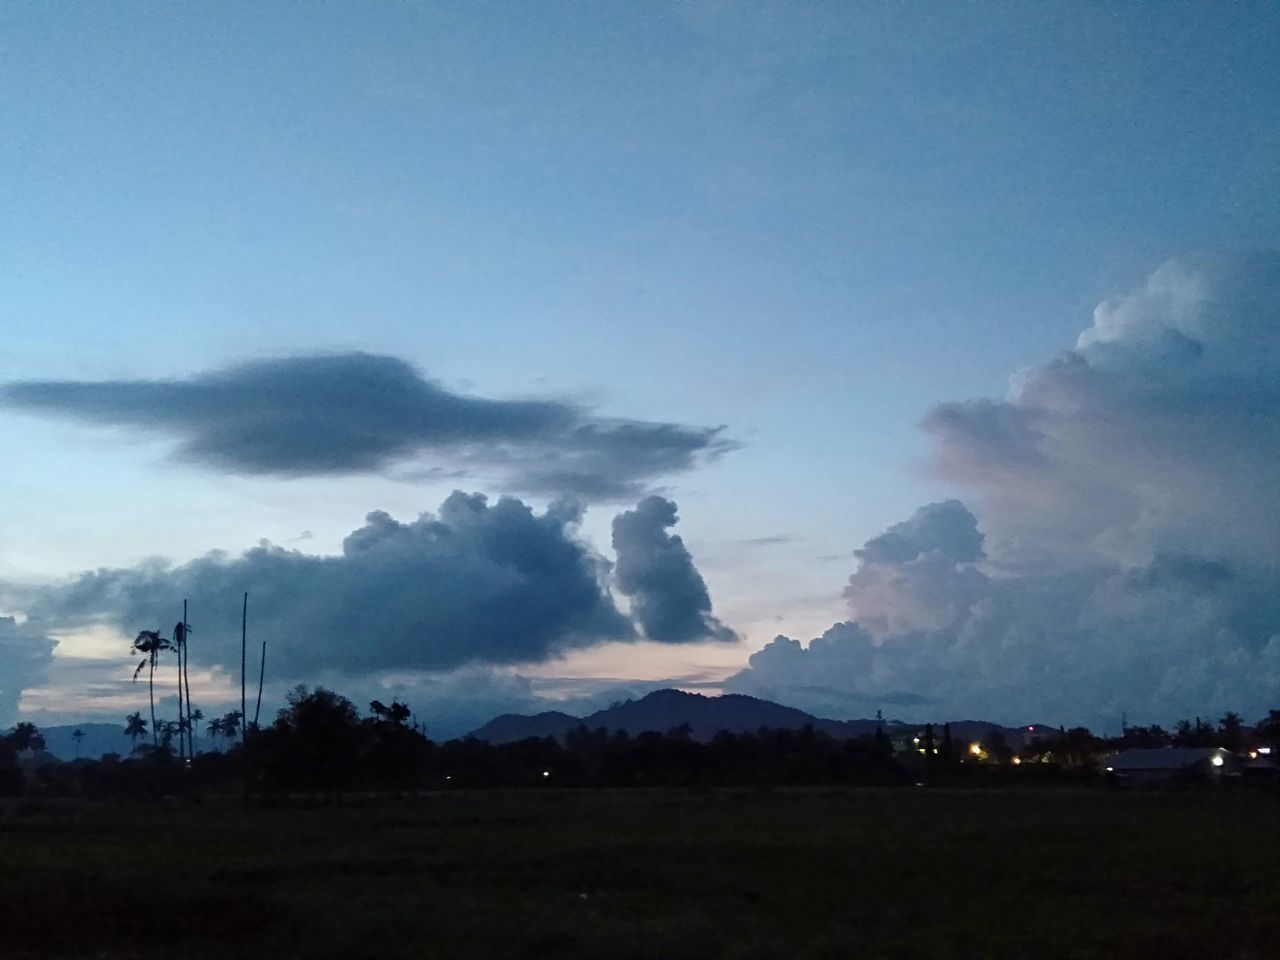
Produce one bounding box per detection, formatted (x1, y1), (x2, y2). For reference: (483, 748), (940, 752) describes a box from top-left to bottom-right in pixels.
(254, 632), (266, 730)
(175, 605), (185, 761)
(183, 599), (194, 757)
(240, 592), (248, 748)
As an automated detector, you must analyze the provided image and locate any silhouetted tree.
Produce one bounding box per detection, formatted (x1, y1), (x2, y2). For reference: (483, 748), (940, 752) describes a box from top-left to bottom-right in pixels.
(131, 630), (172, 748)
(8, 722), (45, 753)
(984, 729), (1012, 763)
(207, 716), (225, 751)
(1219, 712), (1244, 751)
(125, 712), (148, 752)
(1174, 719), (1194, 745)
(159, 720), (180, 751)
(261, 686), (364, 800)
(220, 710), (243, 747)
(189, 708), (204, 753)
(873, 722), (893, 756)
(73, 728), (85, 758)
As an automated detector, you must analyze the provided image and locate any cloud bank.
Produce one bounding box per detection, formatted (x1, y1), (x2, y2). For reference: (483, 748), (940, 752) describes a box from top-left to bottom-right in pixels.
(730, 253), (1280, 726)
(0, 353), (735, 499)
(0, 617), (56, 726)
(612, 496), (737, 643)
(14, 492), (731, 693)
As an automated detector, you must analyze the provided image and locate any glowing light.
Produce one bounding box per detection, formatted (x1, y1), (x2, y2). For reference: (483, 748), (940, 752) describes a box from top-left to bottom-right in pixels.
(542, 770), (550, 777)
(1250, 751), (1258, 759)
(1011, 757), (1022, 766)
(1260, 747), (1272, 756)
(1105, 766), (1114, 772)
(913, 737), (920, 745)
(969, 742), (982, 756)
(1211, 755), (1224, 767)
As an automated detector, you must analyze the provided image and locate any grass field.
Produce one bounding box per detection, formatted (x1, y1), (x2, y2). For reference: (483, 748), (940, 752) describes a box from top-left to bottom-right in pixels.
(3, 787), (1279, 959)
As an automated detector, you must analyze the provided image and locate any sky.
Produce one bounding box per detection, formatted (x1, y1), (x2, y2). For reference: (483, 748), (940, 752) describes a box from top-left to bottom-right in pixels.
(2, 2), (1279, 737)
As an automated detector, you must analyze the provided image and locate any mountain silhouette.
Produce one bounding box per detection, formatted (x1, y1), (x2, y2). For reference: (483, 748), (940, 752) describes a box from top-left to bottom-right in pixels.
(471, 689), (916, 744)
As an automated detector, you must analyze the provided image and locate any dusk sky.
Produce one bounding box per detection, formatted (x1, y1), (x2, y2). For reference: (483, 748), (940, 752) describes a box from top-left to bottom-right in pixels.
(2, 3), (1279, 737)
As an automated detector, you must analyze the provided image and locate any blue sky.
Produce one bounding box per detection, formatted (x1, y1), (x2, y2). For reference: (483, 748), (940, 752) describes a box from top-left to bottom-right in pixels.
(2, 3), (1279, 735)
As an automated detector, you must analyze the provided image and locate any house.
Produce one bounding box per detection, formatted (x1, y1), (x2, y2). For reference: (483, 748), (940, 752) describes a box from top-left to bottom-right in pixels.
(1105, 746), (1233, 784)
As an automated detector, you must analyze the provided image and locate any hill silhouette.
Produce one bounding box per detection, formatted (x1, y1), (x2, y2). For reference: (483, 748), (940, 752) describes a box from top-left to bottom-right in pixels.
(466, 689), (1015, 744)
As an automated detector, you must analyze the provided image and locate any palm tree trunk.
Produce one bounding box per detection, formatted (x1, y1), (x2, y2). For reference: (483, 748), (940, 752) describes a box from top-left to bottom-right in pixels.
(175, 632), (185, 760)
(148, 653), (157, 747)
(240, 592), (248, 747)
(182, 600), (194, 757)
(254, 638), (266, 730)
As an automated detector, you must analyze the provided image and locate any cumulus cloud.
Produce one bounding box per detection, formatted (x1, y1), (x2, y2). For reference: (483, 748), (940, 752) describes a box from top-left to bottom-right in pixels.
(20, 492), (638, 679)
(612, 496), (737, 643)
(925, 252), (1280, 570)
(0, 617), (56, 726)
(12, 493), (736, 708)
(731, 253), (1280, 726)
(0, 353), (735, 500)
(854, 499), (983, 565)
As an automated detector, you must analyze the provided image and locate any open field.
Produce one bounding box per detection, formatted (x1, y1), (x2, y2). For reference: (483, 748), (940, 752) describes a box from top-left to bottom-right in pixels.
(3, 787), (1279, 959)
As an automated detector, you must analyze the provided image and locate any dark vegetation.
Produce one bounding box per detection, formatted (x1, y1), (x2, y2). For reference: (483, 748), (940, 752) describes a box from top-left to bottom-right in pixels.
(7, 686), (1280, 800)
(4, 788), (1280, 959)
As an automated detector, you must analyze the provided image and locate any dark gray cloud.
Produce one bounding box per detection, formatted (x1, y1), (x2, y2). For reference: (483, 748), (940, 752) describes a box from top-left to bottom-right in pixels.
(14, 493), (739, 705)
(21, 492), (637, 678)
(0, 617), (56, 726)
(0, 353), (735, 500)
(732, 254), (1280, 727)
(612, 496), (737, 644)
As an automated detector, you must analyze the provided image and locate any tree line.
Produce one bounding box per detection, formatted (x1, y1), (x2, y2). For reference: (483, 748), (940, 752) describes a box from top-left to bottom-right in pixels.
(9, 685), (1280, 802)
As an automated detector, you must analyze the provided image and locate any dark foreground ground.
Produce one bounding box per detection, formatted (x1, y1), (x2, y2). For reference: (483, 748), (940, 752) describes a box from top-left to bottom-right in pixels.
(3, 787), (1279, 959)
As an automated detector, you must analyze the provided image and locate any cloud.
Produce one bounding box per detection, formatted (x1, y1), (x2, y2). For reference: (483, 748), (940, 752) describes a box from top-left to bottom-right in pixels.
(924, 252), (1280, 570)
(612, 496), (737, 643)
(731, 253), (1280, 726)
(854, 499), (983, 565)
(0, 353), (736, 500)
(739, 535), (796, 547)
(12, 493), (737, 712)
(0, 617), (56, 726)
(20, 492), (636, 679)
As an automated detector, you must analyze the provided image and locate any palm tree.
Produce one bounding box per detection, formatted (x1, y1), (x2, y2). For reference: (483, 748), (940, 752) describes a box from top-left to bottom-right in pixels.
(190, 708), (204, 754)
(221, 710), (243, 748)
(125, 712), (148, 752)
(72, 728), (85, 759)
(207, 717), (225, 752)
(159, 720), (179, 751)
(131, 630), (173, 748)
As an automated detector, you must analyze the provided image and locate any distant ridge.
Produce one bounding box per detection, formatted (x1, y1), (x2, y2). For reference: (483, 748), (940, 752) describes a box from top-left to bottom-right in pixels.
(467, 689), (1025, 745)
(31, 723), (136, 761)
(464, 710), (581, 745)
